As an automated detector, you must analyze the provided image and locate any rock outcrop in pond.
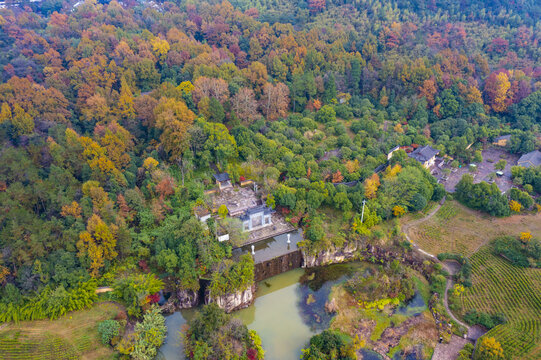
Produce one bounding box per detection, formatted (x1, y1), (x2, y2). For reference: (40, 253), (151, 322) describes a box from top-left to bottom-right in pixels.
(161, 288), (199, 313)
(205, 284), (256, 313)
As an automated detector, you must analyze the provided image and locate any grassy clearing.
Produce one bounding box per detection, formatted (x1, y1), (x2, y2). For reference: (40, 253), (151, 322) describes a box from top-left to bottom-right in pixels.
(0, 302), (122, 360)
(405, 200), (541, 256)
(459, 247), (541, 359)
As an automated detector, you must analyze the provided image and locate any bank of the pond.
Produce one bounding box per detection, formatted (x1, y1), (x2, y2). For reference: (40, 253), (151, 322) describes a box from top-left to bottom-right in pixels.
(158, 262), (427, 360)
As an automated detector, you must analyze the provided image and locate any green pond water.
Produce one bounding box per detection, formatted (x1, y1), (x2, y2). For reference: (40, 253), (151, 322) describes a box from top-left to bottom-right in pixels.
(158, 263), (400, 360)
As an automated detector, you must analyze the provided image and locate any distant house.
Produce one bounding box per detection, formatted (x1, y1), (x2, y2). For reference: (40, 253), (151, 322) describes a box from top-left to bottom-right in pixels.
(493, 134), (512, 147)
(240, 205), (274, 232)
(194, 205), (211, 223)
(408, 145), (440, 168)
(214, 172), (232, 190)
(517, 150), (541, 168)
(387, 146), (400, 160)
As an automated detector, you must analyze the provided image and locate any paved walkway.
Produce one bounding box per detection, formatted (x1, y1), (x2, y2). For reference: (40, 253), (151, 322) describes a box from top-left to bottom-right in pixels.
(432, 335), (470, 360)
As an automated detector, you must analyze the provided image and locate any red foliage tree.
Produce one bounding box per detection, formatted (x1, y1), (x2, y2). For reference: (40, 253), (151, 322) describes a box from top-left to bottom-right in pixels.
(308, 0), (326, 14)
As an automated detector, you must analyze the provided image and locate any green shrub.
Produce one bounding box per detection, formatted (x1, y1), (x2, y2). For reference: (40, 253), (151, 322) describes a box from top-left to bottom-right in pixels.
(464, 309), (505, 329)
(97, 319), (121, 344)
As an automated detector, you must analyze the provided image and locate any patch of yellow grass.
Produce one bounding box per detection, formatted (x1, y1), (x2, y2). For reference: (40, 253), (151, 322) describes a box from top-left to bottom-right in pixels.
(405, 200), (541, 256)
(0, 302), (122, 360)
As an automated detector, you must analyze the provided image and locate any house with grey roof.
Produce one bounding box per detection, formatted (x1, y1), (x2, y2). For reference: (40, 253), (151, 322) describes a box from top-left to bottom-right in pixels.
(517, 150), (541, 168)
(213, 172), (232, 190)
(408, 145), (440, 169)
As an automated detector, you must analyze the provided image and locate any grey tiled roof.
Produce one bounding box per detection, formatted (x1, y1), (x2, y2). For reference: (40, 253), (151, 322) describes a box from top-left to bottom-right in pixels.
(213, 173), (230, 182)
(518, 150), (541, 168)
(408, 145), (440, 163)
(239, 205), (274, 221)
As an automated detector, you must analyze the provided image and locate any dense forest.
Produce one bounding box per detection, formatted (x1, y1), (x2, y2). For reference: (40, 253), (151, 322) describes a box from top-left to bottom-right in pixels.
(0, 0), (540, 358)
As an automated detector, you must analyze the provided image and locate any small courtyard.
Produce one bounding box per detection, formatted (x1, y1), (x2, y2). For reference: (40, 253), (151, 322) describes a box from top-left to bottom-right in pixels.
(206, 177), (297, 247)
(433, 147), (519, 193)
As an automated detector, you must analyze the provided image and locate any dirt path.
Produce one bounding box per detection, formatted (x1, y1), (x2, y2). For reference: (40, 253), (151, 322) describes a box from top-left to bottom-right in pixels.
(444, 277), (469, 329)
(401, 199), (471, 334)
(401, 202), (443, 260)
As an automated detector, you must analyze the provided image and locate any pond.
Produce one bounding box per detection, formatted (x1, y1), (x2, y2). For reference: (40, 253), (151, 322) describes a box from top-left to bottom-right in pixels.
(233, 228), (304, 263)
(158, 263), (387, 360)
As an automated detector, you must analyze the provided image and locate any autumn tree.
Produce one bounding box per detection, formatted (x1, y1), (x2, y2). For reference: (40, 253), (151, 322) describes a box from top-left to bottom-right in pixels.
(61, 201), (82, 218)
(331, 170), (344, 183)
(151, 37), (170, 64)
(77, 214), (118, 277)
(418, 79), (437, 107)
(232, 87), (258, 124)
(0, 103), (11, 123)
(392, 205), (405, 217)
(484, 72), (511, 113)
(475, 337), (504, 360)
(154, 97), (196, 163)
(11, 104), (34, 136)
(260, 83), (289, 121)
(192, 77), (229, 105)
(117, 77), (135, 121)
(308, 0), (326, 14)
(365, 173), (380, 199)
(509, 200), (522, 212)
(66, 128), (126, 186)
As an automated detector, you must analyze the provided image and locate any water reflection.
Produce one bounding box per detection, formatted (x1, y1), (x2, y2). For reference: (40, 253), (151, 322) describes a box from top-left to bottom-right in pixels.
(394, 291), (426, 317)
(234, 269), (313, 360)
(233, 229), (303, 263)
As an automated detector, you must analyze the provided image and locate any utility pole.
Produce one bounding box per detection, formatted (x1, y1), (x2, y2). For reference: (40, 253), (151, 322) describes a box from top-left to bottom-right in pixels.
(360, 199), (366, 223)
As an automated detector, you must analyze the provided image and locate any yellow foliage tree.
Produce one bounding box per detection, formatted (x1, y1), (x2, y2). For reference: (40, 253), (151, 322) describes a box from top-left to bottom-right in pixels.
(365, 173), (380, 199)
(488, 72), (511, 113)
(11, 104), (34, 136)
(177, 80), (194, 95)
(143, 157), (159, 170)
(393, 205), (406, 217)
(154, 97), (196, 162)
(218, 204), (229, 219)
(383, 164), (402, 180)
(117, 77), (135, 120)
(520, 232), (532, 243)
(476, 337), (505, 360)
(0, 265), (10, 284)
(509, 200), (522, 213)
(345, 159), (360, 174)
(77, 214), (118, 277)
(151, 37), (170, 63)
(0, 103), (11, 123)
(61, 201), (82, 218)
(453, 283), (465, 297)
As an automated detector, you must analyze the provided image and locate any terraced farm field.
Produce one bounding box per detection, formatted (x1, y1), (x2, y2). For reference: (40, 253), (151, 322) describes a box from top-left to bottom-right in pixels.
(461, 247), (541, 359)
(0, 302), (122, 360)
(405, 200), (541, 256)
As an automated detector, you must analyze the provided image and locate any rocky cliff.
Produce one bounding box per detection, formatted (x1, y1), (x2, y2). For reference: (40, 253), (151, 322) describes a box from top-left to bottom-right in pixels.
(205, 284), (256, 313)
(161, 288), (199, 313)
(303, 241), (434, 278)
(302, 241), (360, 268)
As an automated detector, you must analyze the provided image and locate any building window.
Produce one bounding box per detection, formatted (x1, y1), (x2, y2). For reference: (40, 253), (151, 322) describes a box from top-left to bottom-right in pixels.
(244, 222), (250, 231)
(265, 216), (270, 224)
